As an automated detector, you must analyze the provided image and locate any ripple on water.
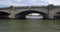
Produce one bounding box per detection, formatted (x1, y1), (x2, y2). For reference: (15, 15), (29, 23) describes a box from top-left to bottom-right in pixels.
(0, 20), (60, 32)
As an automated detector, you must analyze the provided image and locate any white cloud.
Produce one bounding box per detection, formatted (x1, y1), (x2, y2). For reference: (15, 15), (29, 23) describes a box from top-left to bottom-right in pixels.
(47, 0), (60, 5)
(30, 0), (48, 5)
(0, 0), (60, 7)
(31, 0), (37, 3)
(0, 0), (22, 6)
(12, 0), (22, 2)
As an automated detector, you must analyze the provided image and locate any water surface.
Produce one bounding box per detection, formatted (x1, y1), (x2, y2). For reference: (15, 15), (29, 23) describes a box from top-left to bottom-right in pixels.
(0, 19), (60, 32)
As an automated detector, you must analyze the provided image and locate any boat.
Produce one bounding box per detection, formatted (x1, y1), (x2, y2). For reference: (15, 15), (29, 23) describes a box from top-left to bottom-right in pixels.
(26, 15), (43, 20)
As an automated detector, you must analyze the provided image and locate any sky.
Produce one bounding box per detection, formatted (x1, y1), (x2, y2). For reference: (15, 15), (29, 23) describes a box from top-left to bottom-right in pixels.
(0, 0), (60, 7)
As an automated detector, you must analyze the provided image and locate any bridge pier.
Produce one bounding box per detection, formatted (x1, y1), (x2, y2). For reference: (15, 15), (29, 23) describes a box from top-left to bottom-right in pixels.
(9, 6), (16, 19)
(48, 9), (54, 19)
(47, 4), (54, 19)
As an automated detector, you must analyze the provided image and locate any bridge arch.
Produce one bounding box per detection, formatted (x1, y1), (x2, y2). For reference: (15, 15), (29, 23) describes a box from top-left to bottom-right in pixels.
(0, 11), (10, 19)
(54, 12), (60, 19)
(15, 10), (48, 19)
(56, 12), (60, 14)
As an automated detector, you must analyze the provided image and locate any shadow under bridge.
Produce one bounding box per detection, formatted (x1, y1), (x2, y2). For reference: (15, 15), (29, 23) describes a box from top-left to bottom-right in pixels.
(15, 10), (48, 19)
(0, 11), (10, 19)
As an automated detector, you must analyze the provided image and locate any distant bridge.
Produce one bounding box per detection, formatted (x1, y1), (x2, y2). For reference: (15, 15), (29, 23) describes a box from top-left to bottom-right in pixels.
(0, 4), (60, 19)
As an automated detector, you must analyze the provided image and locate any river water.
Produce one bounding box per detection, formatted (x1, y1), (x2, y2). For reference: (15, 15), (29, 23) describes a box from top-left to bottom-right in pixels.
(0, 19), (60, 32)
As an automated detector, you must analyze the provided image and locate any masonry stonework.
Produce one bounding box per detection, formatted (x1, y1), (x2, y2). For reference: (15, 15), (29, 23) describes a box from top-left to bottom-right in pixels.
(0, 4), (60, 19)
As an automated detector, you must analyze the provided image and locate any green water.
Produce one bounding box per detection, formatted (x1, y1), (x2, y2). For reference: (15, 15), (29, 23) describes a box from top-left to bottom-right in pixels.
(0, 19), (60, 32)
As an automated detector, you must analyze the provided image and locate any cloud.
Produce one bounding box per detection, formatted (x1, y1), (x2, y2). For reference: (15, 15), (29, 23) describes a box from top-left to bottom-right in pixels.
(0, 0), (60, 7)
(0, 0), (48, 6)
(47, 0), (60, 5)
(0, 0), (22, 6)
(31, 0), (37, 3)
(12, 0), (22, 2)
(30, 0), (48, 5)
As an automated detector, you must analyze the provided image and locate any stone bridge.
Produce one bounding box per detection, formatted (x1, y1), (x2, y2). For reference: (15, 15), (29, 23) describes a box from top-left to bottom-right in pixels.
(0, 4), (60, 19)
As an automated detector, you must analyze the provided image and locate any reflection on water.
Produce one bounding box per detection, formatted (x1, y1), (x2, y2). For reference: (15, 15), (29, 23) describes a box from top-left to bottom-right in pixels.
(0, 19), (60, 32)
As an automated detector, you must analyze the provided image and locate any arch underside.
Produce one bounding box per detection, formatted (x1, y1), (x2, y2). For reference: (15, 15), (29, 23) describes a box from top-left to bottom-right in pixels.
(54, 12), (60, 19)
(0, 11), (10, 19)
(15, 10), (48, 19)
